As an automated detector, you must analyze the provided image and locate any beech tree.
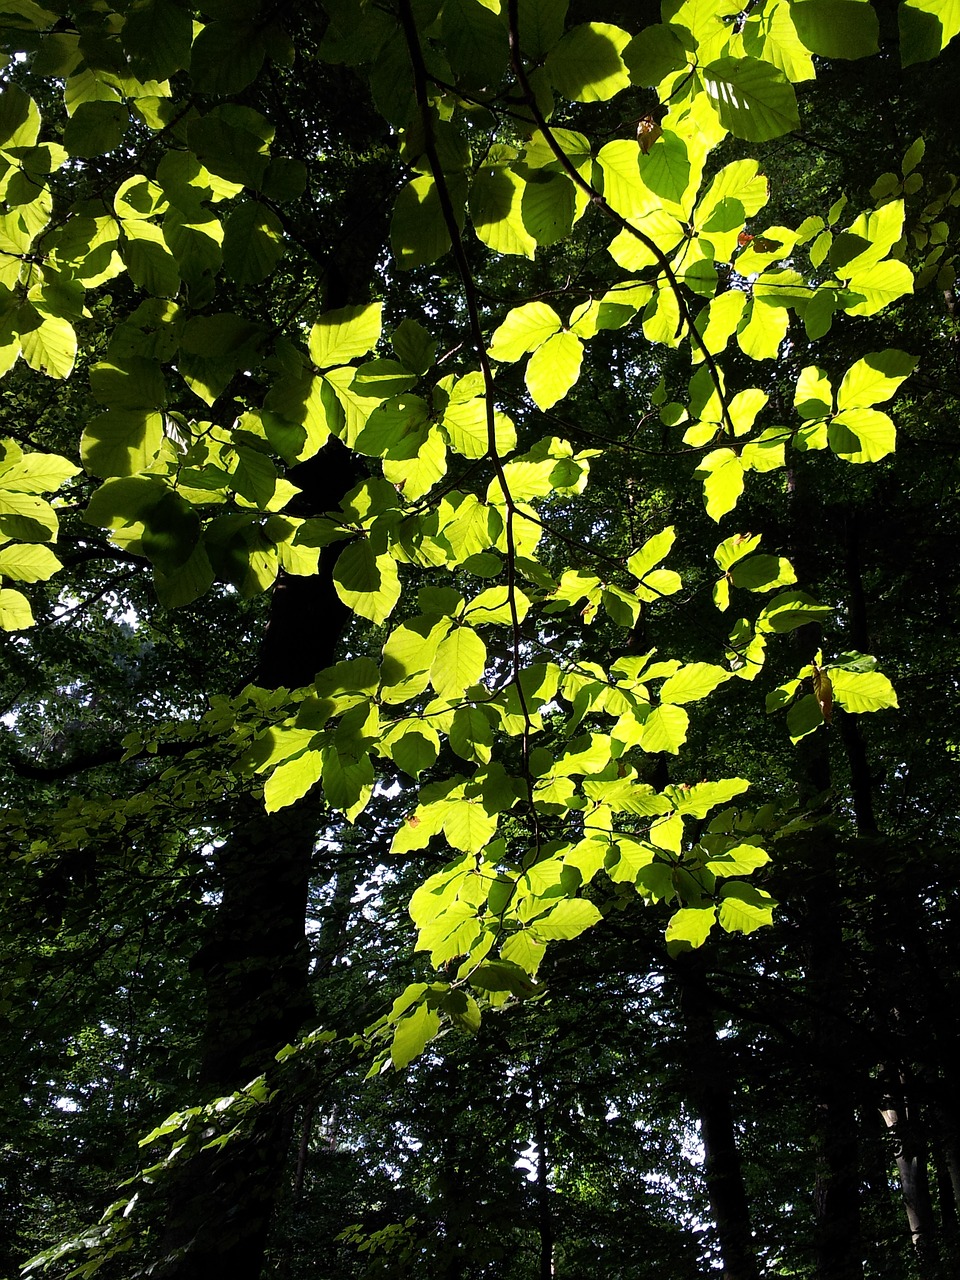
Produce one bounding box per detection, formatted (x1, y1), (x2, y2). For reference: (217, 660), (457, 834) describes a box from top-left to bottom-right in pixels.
(2, 0), (959, 1276)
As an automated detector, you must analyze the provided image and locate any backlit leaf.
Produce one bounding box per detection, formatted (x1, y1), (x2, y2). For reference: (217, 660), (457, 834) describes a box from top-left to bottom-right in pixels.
(702, 57), (800, 142)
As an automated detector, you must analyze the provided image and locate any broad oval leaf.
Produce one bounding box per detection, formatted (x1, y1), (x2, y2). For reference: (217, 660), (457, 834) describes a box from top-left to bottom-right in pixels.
(702, 57), (800, 142)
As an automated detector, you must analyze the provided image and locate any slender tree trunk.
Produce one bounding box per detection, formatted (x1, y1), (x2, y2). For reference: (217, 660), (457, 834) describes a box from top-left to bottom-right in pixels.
(675, 956), (760, 1280)
(785, 480), (864, 1280)
(838, 511), (947, 1275)
(879, 1066), (941, 1277)
(802, 822), (864, 1280)
(931, 1138), (959, 1246)
(531, 1074), (554, 1280)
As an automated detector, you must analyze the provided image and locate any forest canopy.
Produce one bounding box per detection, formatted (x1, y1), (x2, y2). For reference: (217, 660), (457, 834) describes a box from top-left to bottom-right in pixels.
(1, 0), (959, 1277)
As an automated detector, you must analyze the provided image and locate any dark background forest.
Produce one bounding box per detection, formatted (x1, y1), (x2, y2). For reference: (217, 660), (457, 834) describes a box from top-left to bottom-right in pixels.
(1, 1), (960, 1278)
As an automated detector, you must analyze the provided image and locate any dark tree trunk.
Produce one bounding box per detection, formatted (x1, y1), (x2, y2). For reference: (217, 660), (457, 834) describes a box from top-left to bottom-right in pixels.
(838, 511), (947, 1275)
(802, 825), (864, 1280)
(144, 27), (395, 1263)
(784, 479), (864, 1280)
(675, 956), (760, 1280)
(154, 453), (357, 1279)
(532, 1074), (554, 1280)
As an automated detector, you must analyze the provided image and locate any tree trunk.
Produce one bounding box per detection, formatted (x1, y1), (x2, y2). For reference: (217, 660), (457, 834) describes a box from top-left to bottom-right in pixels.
(838, 510), (946, 1275)
(879, 1067), (942, 1277)
(675, 956), (760, 1280)
(532, 1073), (554, 1280)
(154, 449), (360, 1279)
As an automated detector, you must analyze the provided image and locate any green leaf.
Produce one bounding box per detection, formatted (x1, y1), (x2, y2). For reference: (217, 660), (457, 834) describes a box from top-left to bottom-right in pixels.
(391, 1002), (440, 1070)
(737, 298), (790, 361)
(791, 0), (880, 58)
(309, 303), (382, 369)
(794, 365), (833, 419)
(390, 727), (440, 778)
(442, 397), (516, 459)
(355, 396), (430, 457)
(0, 542), (61, 582)
(190, 19), (266, 96)
(835, 350), (917, 411)
(0, 491), (58, 543)
(381, 615), (451, 699)
(667, 777), (750, 818)
(665, 907), (716, 951)
(637, 703), (689, 754)
(714, 533), (762, 571)
(521, 171), (576, 246)
(702, 57), (800, 142)
(641, 130), (692, 206)
(718, 882), (775, 933)
(382, 424), (447, 500)
(530, 898), (603, 941)
(441, 0), (509, 89)
(0, 85), (41, 150)
(443, 799), (497, 853)
(461, 585), (530, 627)
(829, 668), (898, 712)
(843, 259), (914, 316)
(470, 161), (537, 259)
(391, 174), (462, 269)
(500, 929), (546, 976)
(80, 411), (165, 478)
(0, 587), (34, 630)
(63, 100), (128, 158)
(321, 745), (374, 818)
(0, 450), (79, 496)
(628, 526), (675, 579)
(449, 705), (495, 763)
(696, 449), (745, 521)
(488, 302), (560, 362)
(525, 331), (583, 411)
(443, 988), (482, 1034)
(122, 221), (180, 298)
(90, 359), (167, 411)
(469, 959), (538, 996)
(263, 749), (325, 812)
(431, 626), (487, 699)
(660, 663), (731, 705)
(516, 0), (569, 60)
(19, 313), (76, 379)
(392, 318), (437, 375)
(333, 540), (401, 624)
(123, 0), (194, 80)
(222, 201), (285, 286)
(188, 108), (271, 189)
(623, 24), (689, 87)
(757, 590), (832, 633)
(730, 555), (796, 592)
(546, 22), (631, 101)
(704, 841), (770, 876)
(828, 409), (896, 463)
(264, 375), (342, 462)
(900, 0), (960, 65)
(786, 692), (824, 742)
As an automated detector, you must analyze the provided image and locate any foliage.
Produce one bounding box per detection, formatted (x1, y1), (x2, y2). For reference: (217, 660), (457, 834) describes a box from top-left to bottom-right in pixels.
(1, 0), (959, 1275)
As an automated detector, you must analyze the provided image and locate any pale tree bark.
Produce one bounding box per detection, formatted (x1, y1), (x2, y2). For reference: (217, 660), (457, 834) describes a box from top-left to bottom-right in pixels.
(879, 1066), (942, 1278)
